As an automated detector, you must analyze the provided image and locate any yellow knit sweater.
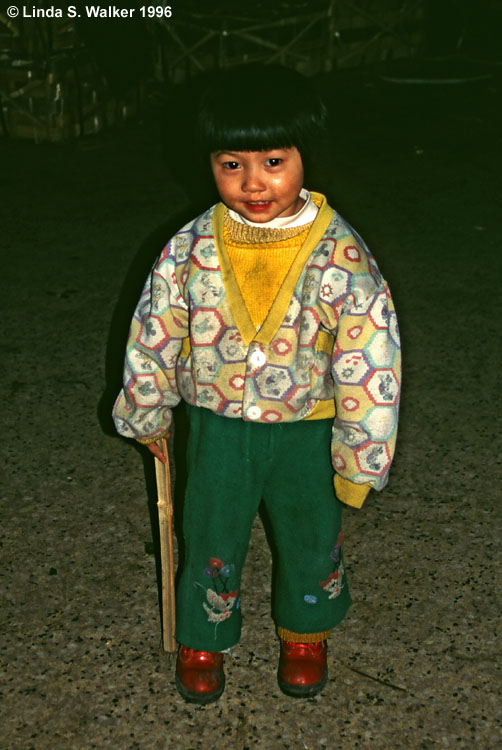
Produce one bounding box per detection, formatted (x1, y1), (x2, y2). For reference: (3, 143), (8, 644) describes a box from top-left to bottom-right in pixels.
(223, 211), (336, 422)
(223, 213), (310, 329)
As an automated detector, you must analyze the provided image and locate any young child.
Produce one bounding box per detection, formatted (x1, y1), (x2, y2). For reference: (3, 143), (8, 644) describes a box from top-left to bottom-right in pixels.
(113, 64), (401, 704)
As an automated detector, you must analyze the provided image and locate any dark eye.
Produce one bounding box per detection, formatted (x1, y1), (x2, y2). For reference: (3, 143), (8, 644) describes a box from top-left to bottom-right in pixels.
(223, 161), (240, 170)
(266, 158), (282, 167)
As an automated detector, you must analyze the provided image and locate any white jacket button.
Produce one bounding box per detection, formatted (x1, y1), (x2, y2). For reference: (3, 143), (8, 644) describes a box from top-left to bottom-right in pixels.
(250, 350), (266, 367)
(246, 406), (262, 420)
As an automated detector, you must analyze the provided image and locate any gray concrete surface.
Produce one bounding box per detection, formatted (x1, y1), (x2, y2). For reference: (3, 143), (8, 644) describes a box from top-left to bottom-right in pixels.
(1, 67), (501, 749)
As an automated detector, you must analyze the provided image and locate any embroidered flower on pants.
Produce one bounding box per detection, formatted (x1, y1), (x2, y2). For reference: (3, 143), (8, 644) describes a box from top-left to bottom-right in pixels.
(200, 557), (239, 626)
(330, 532), (344, 563)
(203, 588), (239, 623)
(320, 532), (345, 599)
(319, 562), (345, 599)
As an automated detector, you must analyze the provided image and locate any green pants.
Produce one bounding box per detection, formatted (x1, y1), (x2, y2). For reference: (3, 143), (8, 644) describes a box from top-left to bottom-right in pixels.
(175, 405), (351, 651)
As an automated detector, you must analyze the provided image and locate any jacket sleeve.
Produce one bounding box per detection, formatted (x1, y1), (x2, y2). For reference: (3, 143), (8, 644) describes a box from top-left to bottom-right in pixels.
(112, 239), (189, 443)
(330, 256), (401, 508)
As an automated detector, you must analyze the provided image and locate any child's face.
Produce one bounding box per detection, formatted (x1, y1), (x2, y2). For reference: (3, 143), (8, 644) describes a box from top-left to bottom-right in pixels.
(210, 147), (304, 223)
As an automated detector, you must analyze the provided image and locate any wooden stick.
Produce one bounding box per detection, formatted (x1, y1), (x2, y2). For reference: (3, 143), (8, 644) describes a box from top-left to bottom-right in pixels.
(154, 437), (177, 652)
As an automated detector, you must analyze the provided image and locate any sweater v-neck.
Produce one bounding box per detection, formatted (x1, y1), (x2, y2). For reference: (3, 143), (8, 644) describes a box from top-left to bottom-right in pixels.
(212, 192), (334, 347)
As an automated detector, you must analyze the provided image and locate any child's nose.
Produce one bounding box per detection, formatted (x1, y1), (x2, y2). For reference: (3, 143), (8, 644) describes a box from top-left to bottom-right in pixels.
(242, 168), (265, 192)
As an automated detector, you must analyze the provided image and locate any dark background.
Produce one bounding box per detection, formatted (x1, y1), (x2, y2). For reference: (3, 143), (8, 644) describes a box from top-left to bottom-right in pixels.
(1, 2), (501, 747)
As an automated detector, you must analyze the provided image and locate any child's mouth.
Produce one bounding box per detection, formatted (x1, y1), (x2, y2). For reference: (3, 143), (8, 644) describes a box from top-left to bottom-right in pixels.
(245, 201), (273, 212)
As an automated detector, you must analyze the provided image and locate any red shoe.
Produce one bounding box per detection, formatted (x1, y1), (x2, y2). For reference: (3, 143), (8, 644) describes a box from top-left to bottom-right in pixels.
(278, 640), (328, 698)
(175, 645), (225, 704)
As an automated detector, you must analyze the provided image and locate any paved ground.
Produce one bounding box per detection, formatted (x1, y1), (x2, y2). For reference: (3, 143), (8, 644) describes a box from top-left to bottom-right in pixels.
(1, 61), (501, 749)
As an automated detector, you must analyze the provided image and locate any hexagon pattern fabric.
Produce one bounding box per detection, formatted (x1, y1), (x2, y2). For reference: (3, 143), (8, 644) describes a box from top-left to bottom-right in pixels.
(113, 193), (401, 494)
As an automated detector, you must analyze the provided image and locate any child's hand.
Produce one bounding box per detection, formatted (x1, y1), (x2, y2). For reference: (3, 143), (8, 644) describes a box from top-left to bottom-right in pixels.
(147, 441), (167, 463)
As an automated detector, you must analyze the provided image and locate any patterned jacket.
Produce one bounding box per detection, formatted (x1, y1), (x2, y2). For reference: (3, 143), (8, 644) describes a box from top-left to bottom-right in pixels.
(113, 193), (401, 507)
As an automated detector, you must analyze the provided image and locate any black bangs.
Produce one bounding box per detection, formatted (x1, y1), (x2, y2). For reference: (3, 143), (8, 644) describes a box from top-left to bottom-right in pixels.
(204, 123), (296, 156)
(198, 64), (327, 157)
